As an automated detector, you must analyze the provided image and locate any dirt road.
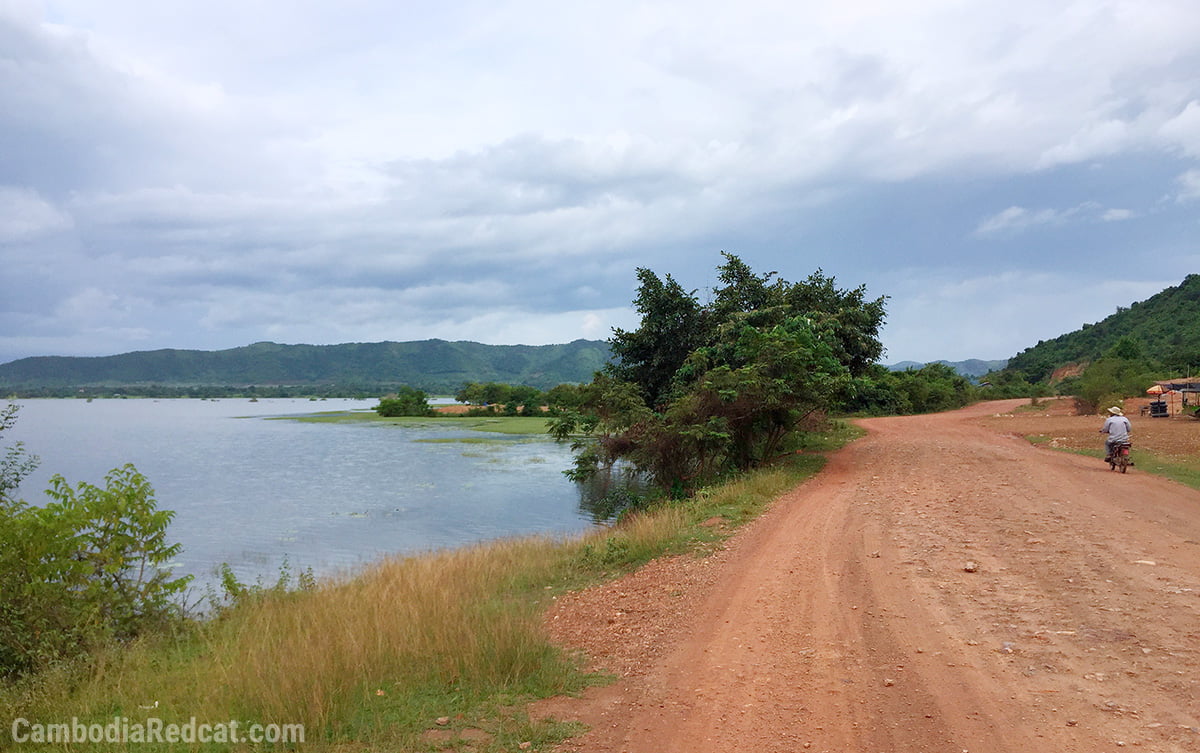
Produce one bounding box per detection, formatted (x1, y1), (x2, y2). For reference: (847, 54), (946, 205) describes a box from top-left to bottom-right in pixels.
(538, 399), (1200, 752)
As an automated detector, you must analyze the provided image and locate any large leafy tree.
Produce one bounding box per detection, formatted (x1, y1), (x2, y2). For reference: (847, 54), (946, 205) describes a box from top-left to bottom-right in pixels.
(606, 268), (710, 408)
(554, 254), (886, 492)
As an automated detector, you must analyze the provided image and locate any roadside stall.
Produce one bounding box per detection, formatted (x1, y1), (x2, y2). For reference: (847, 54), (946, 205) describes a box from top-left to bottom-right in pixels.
(1145, 384), (1169, 417)
(1147, 380), (1200, 418)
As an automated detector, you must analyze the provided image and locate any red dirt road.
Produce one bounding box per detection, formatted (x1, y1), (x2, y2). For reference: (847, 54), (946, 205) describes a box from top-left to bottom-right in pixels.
(538, 400), (1200, 752)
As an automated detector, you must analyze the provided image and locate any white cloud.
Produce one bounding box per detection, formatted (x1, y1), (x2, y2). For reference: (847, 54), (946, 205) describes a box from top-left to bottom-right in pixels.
(417, 307), (641, 347)
(973, 201), (1140, 237)
(974, 206), (1055, 237)
(0, 187), (73, 242)
(882, 271), (1173, 362)
(973, 205), (1073, 237)
(1159, 100), (1200, 157)
(11, 0), (1200, 194)
(1176, 169), (1200, 202)
(192, 283), (639, 348)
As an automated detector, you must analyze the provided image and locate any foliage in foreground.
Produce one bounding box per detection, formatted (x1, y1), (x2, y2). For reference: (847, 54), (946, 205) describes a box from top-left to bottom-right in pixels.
(1, 424), (855, 752)
(0, 463), (191, 678)
(2, 403), (192, 679)
(553, 253), (886, 492)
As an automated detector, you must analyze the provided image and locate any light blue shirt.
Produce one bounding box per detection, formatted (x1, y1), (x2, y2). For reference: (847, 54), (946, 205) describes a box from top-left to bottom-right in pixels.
(1102, 415), (1132, 443)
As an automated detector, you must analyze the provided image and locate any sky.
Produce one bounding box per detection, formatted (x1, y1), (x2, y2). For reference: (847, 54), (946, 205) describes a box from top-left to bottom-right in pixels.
(1, 0), (1198, 366)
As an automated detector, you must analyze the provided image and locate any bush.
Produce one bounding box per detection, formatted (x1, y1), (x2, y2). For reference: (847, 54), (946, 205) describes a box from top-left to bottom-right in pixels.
(0, 465), (191, 677)
(374, 386), (434, 417)
(841, 363), (978, 416)
(1073, 338), (1160, 414)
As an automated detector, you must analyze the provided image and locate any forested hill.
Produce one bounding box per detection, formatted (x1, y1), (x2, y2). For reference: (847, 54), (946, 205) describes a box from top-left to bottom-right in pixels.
(0, 339), (611, 394)
(886, 359), (1008, 379)
(1007, 274), (1200, 382)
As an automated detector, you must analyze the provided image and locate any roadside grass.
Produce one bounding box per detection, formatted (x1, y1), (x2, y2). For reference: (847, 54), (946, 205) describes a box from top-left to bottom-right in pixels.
(1026, 439), (1200, 492)
(1122, 450), (1200, 489)
(1, 420), (862, 753)
(1010, 401), (1052, 413)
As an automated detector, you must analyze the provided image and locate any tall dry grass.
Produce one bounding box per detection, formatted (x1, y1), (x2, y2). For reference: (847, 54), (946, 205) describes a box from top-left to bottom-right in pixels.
(213, 539), (572, 728)
(7, 516), (705, 749)
(3, 427), (855, 750)
(51, 539), (580, 737)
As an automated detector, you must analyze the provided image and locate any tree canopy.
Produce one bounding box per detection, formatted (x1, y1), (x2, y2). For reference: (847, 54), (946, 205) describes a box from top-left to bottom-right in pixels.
(1068, 336), (1162, 414)
(374, 387), (435, 417)
(553, 254), (887, 493)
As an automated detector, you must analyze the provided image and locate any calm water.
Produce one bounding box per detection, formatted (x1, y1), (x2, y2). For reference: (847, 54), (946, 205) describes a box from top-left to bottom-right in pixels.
(6, 399), (599, 590)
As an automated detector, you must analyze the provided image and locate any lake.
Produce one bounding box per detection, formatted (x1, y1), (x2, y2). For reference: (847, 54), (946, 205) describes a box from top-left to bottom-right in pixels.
(5, 398), (602, 593)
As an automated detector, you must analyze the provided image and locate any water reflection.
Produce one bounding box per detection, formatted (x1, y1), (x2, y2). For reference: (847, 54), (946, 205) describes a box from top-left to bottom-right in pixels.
(7, 399), (613, 589)
(575, 464), (653, 522)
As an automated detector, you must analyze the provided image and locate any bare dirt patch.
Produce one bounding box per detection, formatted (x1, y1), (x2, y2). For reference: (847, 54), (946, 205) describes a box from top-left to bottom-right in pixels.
(984, 396), (1199, 461)
(533, 399), (1200, 753)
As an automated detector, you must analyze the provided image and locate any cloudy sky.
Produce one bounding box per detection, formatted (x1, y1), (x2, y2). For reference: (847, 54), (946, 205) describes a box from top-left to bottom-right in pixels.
(2, 0), (1198, 366)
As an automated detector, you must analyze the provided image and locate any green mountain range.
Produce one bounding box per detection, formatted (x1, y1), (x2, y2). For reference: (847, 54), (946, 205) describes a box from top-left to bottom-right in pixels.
(1006, 274), (1200, 382)
(7, 274), (1197, 396)
(0, 339), (611, 395)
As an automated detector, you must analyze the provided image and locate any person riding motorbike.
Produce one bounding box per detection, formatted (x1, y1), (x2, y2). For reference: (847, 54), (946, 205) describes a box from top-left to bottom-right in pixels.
(1099, 406), (1132, 463)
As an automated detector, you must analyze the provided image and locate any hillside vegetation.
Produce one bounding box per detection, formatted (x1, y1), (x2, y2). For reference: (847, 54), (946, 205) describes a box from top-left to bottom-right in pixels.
(887, 358), (1008, 379)
(0, 339), (609, 395)
(1006, 274), (1200, 382)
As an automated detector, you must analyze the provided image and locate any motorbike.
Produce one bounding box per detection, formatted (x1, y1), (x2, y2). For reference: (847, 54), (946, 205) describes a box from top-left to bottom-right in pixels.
(1107, 442), (1132, 473)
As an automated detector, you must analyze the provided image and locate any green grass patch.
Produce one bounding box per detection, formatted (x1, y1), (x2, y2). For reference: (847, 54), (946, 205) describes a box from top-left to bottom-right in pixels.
(2, 420), (861, 752)
(793, 420), (866, 453)
(1028, 438), (1200, 492)
(1129, 452), (1200, 489)
(1011, 401), (1052, 413)
(284, 411), (553, 436)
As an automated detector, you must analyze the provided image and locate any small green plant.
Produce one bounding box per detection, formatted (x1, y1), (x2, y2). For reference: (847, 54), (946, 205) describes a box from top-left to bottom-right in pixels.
(205, 558), (318, 615)
(0, 403), (39, 503)
(579, 535), (632, 568)
(218, 562), (248, 604)
(0, 464), (190, 676)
